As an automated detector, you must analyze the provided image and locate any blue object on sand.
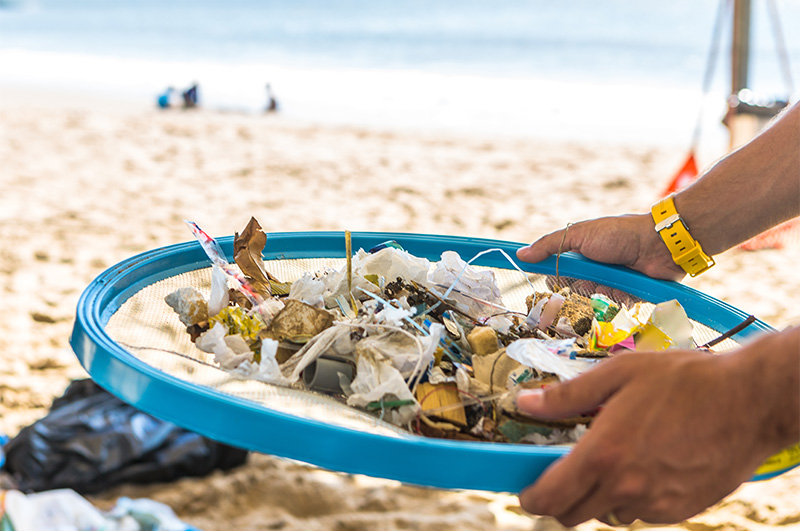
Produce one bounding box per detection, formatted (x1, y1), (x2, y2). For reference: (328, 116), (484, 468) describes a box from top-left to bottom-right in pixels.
(157, 88), (172, 109)
(68, 232), (788, 492)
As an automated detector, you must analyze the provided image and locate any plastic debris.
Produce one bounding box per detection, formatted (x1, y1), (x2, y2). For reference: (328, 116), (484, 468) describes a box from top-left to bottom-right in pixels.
(429, 250), (504, 307)
(303, 355), (355, 394)
(636, 299), (695, 351)
(353, 246), (430, 285)
(165, 218), (708, 448)
(368, 240), (404, 253)
(590, 293), (620, 322)
(0, 489), (198, 531)
(2, 379), (248, 495)
(506, 338), (592, 381)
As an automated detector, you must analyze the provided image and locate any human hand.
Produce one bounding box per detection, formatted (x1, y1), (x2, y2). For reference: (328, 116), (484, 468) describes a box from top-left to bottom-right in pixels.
(515, 350), (772, 526)
(516, 214), (685, 281)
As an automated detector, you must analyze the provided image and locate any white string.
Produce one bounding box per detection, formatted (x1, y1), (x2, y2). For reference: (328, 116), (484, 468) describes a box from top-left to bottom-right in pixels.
(430, 247), (535, 316)
(334, 319), (428, 397)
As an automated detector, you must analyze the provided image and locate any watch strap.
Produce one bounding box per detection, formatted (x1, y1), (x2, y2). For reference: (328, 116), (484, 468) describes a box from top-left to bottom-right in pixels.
(651, 197), (715, 277)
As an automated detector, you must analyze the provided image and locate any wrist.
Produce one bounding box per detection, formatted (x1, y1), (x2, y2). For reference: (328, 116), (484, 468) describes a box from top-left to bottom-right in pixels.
(632, 212), (688, 280)
(729, 328), (800, 455)
(672, 193), (723, 256)
(638, 213), (668, 257)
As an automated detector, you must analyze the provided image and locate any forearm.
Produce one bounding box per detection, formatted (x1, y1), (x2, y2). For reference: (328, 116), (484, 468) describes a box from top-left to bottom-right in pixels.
(674, 103), (800, 255)
(730, 326), (800, 456)
(517, 104), (798, 280)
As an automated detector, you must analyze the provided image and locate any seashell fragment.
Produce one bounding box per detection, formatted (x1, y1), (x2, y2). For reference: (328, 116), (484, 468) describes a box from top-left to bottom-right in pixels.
(165, 287), (209, 326)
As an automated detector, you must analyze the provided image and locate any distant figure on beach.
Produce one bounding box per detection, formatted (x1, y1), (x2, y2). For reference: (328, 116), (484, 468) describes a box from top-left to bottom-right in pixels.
(157, 87), (174, 109)
(265, 83), (279, 113)
(182, 83), (199, 109)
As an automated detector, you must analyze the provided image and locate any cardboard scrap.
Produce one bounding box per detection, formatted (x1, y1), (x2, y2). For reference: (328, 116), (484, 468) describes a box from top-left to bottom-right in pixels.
(415, 382), (467, 426)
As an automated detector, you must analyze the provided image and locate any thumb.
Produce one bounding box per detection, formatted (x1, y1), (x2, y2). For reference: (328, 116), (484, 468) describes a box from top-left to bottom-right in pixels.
(516, 360), (629, 419)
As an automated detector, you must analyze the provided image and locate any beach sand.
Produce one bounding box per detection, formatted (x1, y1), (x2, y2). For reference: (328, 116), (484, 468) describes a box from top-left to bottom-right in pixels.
(0, 101), (798, 530)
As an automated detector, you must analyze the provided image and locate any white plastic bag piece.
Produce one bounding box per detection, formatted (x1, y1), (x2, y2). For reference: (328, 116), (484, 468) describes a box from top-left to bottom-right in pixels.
(428, 365), (455, 385)
(319, 268), (381, 308)
(207, 264), (230, 318)
(375, 302), (416, 327)
(3, 489), (106, 531)
(429, 250), (503, 306)
(506, 338), (594, 381)
(105, 496), (195, 531)
(346, 352), (419, 425)
(353, 247), (430, 285)
(288, 272), (326, 308)
(455, 366), (471, 394)
(230, 338), (292, 386)
(195, 322), (253, 369)
(485, 315), (513, 334)
(520, 424), (588, 445)
(353, 323), (442, 380)
(286, 325), (356, 381)
(256, 297), (286, 325)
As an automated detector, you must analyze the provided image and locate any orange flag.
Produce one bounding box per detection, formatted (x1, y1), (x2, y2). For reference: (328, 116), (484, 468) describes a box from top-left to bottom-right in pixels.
(661, 151), (699, 197)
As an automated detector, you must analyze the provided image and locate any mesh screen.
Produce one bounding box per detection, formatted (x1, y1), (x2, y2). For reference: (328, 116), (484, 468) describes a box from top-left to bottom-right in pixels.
(104, 258), (739, 438)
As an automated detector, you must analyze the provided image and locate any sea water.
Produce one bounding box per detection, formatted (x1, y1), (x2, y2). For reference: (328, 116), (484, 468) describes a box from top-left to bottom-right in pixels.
(0, 0), (798, 146)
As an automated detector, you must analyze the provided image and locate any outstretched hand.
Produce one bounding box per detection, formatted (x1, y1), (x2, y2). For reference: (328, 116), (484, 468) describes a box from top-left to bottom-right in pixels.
(515, 350), (771, 526)
(516, 214), (685, 281)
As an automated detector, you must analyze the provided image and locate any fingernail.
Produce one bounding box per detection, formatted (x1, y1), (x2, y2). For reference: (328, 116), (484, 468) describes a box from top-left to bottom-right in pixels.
(515, 388), (543, 408)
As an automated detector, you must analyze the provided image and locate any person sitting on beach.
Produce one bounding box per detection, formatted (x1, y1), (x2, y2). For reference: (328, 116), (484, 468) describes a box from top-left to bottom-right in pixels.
(515, 102), (800, 527)
(265, 83), (279, 113)
(182, 83), (199, 109)
(157, 87), (174, 109)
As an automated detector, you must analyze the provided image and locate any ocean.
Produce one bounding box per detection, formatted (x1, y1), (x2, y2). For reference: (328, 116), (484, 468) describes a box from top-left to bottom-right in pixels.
(1, 0), (798, 146)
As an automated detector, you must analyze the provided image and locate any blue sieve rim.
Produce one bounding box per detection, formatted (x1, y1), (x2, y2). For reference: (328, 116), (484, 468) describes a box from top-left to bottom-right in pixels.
(69, 231), (781, 492)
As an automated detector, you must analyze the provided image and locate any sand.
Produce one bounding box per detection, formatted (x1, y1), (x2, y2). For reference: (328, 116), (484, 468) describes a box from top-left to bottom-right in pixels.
(0, 101), (798, 530)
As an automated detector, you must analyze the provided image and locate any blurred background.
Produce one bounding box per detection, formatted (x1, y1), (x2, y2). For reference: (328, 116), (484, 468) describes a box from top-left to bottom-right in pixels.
(1, 0), (798, 152)
(1, 4), (800, 529)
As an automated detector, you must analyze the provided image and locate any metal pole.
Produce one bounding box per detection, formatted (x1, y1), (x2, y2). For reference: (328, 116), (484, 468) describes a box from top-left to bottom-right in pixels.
(728, 0), (753, 150)
(731, 0), (751, 94)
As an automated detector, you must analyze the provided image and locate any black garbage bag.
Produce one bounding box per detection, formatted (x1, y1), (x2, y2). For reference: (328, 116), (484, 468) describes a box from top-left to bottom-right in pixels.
(2, 379), (248, 494)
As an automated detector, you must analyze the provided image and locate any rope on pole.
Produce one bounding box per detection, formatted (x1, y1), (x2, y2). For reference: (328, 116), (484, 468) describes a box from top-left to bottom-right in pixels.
(691, 0), (731, 150)
(766, 0), (795, 95)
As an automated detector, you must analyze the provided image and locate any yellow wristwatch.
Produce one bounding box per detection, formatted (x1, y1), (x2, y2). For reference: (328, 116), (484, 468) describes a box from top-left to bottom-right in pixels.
(651, 196), (715, 277)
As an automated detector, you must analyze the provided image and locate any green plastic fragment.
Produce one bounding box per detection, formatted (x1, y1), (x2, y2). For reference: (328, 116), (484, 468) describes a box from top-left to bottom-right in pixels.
(590, 294), (620, 322)
(366, 399), (417, 410)
(498, 419), (555, 443)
